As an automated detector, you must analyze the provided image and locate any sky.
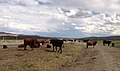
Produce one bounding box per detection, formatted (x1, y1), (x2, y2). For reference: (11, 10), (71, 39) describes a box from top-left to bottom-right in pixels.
(0, 0), (120, 38)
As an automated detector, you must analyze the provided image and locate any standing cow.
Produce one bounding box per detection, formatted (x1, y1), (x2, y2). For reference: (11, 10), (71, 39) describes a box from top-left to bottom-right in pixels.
(83, 39), (89, 43)
(86, 40), (97, 48)
(50, 39), (64, 53)
(103, 40), (112, 46)
(24, 38), (40, 50)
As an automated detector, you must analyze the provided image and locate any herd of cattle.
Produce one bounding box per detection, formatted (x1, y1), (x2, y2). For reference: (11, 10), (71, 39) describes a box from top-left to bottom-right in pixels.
(18, 38), (64, 53)
(83, 39), (114, 48)
(2, 38), (114, 53)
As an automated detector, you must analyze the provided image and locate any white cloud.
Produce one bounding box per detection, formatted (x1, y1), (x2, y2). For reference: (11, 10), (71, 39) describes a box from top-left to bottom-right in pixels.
(112, 27), (120, 35)
(51, 0), (120, 13)
(0, 0), (120, 37)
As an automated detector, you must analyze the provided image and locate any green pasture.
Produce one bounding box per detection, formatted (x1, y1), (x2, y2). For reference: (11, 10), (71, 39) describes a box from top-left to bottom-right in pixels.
(112, 40), (120, 48)
(97, 40), (120, 48)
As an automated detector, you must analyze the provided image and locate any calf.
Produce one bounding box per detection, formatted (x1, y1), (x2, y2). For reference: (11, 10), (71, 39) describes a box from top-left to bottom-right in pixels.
(3, 45), (7, 49)
(18, 44), (25, 48)
(33, 44), (40, 48)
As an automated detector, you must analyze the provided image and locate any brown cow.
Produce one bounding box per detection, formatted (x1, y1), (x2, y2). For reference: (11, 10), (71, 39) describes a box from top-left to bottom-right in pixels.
(36, 39), (50, 45)
(36, 39), (45, 45)
(44, 39), (51, 44)
(86, 40), (97, 48)
(18, 44), (25, 48)
(24, 38), (38, 50)
(33, 44), (40, 48)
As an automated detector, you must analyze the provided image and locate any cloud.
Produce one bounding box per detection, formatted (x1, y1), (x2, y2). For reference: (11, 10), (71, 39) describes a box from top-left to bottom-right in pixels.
(0, 2), (69, 35)
(0, 0), (120, 37)
(51, 0), (120, 13)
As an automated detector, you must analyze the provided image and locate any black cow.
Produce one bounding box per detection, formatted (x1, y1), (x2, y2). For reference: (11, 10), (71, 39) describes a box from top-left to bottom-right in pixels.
(83, 39), (89, 43)
(50, 39), (64, 53)
(103, 40), (112, 46)
(3, 45), (7, 49)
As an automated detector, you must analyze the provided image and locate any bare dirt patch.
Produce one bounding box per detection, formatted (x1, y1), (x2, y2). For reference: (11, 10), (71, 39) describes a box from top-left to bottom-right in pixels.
(59, 43), (120, 71)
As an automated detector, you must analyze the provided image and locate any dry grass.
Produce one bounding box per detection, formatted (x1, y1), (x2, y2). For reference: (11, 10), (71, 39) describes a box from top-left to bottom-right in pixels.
(0, 42), (84, 71)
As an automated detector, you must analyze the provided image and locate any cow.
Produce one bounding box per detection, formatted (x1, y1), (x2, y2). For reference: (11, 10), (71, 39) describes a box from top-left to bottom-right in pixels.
(18, 44), (25, 48)
(112, 43), (115, 47)
(86, 40), (97, 48)
(36, 39), (45, 45)
(83, 39), (89, 43)
(50, 39), (64, 53)
(103, 40), (112, 46)
(47, 44), (51, 48)
(33, 44), (40, 48)
(3, 45), (7, 49)
(24, 38), (38, 50)
(36, 39), (51, 46)
(43, 39), (51, 45)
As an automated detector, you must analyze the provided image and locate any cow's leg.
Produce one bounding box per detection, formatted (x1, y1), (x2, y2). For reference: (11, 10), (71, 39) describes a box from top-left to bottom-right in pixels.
(31, 45), (34, 50)
(86, 43), (88, 48)
(58, 47), (60, 53)
(38, 43), (40, 47)
(55, 46), (57, 52)
(24, 45), (27, 50)
(59, 47), (62, 53)
(53, 46), (54, 51)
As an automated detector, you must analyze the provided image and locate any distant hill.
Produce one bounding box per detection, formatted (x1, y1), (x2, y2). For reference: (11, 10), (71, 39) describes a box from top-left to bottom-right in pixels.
(0, 32), (52, 40)
(81, 36), (120, 40)
(0, 32), (120, 40)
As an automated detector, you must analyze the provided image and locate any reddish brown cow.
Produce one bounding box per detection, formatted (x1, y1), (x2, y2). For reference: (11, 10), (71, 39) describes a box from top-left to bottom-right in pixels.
(18, 44), (25, 48)
(24, 38), (38, 50)
(36, 39), (45, 45)
(36, 39), (51, 45)
(33, 44), (40, 48)
(44, 39), (51, 44)
(86, 40), (97, 48)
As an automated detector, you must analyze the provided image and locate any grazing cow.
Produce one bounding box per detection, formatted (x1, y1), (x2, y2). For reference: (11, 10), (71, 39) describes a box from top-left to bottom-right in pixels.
(103, 40), (112, 46)
(50, 39), (64, 53)
(24, 38), (38, 50)
(36, 39), (51, 46)
(47, 44), (51, 48)
(83, 39), (89, 43)
(37, 39), (45, 45)
(3, 45), (7, 49)
(86, 40), (97, 48)
(33, 44), (40, 48)
(18, 44), (25, 48)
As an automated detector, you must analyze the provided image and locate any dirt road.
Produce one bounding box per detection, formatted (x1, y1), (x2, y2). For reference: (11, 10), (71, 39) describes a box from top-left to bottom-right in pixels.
(59, 44), (120, 71)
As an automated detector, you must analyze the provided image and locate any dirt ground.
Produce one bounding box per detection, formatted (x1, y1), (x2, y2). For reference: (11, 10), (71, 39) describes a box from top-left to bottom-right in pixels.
(59, 43), (120, 71)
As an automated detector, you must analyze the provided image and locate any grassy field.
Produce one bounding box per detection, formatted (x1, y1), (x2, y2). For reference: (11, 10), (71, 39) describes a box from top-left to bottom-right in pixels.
(97, 40), (120, 48)
(112, 40), (120, 48)
(0, 42), (84, 71)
